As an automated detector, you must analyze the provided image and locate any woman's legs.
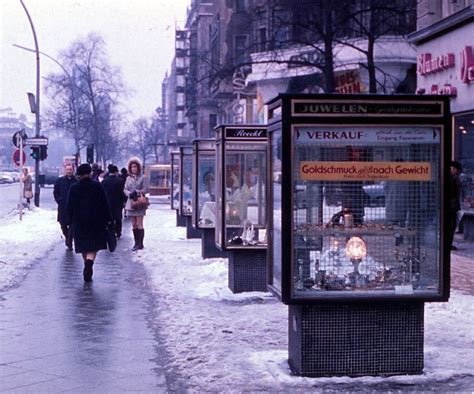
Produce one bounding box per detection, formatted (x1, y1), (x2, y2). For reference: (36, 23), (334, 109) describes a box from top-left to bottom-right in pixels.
(82, 251), (97, 282)
(131, 216), (145, 251)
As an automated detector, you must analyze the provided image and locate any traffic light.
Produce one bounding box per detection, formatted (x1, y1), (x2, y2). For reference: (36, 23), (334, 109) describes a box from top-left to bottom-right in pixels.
(39, 145), (48, 161)
(30, 146), (39, 160)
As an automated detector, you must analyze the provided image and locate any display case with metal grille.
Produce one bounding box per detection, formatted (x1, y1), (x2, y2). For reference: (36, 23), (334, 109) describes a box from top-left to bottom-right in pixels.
(267, 94), (451, 303)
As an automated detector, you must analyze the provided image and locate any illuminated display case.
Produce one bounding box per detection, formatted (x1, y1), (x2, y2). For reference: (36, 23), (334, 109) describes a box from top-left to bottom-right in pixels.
(267, 94), (451, 304)
(215, 125), (268, 251)
(179, 146), (193, 217)
(192, 139), (217, 229)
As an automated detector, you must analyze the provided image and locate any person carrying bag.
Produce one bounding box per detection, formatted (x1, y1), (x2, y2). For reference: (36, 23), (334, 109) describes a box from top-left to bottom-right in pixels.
(124, 157), (149, 251)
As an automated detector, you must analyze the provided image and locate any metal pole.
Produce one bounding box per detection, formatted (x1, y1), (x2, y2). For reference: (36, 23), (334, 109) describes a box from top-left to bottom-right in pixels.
(20, 0), (41, 207)
(19, 137), (24, 221)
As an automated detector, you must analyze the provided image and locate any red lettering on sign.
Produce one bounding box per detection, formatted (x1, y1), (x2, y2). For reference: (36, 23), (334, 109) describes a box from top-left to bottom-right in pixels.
(460, 46), (474, 84)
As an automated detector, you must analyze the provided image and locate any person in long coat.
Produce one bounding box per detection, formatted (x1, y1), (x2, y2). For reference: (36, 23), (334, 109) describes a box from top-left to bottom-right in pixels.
(53, 163), (77, 250)
(66, 163), (112, 282)
(102, 165), (125, 238)
(21, 168), (33, 207)
(124, 157), (149, 251)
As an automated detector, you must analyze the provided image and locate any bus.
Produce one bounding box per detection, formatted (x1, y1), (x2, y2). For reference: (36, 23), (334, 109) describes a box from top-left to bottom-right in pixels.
(146, 164), (171, 196)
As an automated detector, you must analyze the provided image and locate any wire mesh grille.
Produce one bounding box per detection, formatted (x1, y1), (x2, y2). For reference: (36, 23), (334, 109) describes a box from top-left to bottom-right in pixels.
(292, 127), (441, 296)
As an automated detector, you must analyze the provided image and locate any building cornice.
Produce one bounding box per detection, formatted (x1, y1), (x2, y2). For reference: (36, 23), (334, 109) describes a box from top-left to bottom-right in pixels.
(408, 5), (474, 45)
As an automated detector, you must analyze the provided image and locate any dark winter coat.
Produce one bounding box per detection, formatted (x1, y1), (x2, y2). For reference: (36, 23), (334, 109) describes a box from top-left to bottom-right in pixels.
(53, 175), (78, 224)
(102, 174), (125, 222)
(66, 177), (112, 253)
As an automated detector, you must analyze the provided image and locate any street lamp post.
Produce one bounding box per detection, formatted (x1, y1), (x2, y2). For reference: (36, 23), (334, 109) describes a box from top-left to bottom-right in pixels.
(20, 0), (41, 207)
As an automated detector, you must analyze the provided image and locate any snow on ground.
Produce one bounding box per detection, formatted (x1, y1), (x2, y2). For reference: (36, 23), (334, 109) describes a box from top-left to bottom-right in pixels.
(134, 205), (474, 391)
(0, 203), (472, 390)
(0, 207), (61, 290)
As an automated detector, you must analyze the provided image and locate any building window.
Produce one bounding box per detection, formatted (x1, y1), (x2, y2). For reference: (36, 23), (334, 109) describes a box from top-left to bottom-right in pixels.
(258, 27), (267, 52)
(236, 0), (246, 12)
(454, 111), (474, 207)
(209, 114), (217, 136)
(234, 35), (248, 66)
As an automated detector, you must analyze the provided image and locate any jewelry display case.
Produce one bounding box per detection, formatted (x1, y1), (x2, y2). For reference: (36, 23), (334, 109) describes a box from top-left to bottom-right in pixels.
(170, 150), (185, 227)
(192, 139), (228, 258)
(215, 125), (268, 293)
(267, 94), (451, 377)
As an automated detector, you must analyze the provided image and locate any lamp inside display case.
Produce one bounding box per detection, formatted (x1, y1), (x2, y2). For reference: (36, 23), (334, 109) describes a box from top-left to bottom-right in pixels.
(268, 94), (451, 303)
(179, 146), (193, 216)
(215, 125), (268, 250)
(192, 139), (217, 229)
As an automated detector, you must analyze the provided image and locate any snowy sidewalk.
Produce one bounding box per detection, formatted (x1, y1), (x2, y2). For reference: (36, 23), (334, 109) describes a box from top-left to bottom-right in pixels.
(0, 205), (473, 391)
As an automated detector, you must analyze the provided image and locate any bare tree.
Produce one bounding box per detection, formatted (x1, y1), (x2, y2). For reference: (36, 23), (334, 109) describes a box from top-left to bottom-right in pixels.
(44, 33), (126, 163)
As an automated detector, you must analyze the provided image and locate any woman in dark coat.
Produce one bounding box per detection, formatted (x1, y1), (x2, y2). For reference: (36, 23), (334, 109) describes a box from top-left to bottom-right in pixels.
(66, 163), (112, 282)
(102, 165), (125, 238)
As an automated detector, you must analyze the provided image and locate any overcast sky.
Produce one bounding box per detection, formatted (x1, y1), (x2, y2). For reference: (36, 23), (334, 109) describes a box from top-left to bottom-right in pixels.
(0, 0), (189, 124)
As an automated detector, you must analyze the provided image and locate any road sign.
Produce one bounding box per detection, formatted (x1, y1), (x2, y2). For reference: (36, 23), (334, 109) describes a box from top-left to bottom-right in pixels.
(24, 137), (48, 146)
(13, 149), (26, 166)
(12, 129), (28, 148)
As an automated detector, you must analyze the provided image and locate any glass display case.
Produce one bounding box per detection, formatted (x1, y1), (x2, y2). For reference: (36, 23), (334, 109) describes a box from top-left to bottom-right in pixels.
(192, 139), (217, 229)
(215, 125), (268, 251)
(179, 146), (193, 217)
(170, 151), (180, 211)
(267, 94), (451, 303)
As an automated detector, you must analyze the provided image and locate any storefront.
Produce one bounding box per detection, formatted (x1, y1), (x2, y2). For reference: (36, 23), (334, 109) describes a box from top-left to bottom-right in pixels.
(409, 6), (474, 222)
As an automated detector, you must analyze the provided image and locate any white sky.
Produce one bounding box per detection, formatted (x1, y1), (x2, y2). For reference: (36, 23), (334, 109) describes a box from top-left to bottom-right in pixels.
(0, 0), (190, 123)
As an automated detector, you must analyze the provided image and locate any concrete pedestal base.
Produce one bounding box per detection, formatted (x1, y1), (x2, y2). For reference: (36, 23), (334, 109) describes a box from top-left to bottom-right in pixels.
(228, 249), (267, 293)
(288, 302), (424, 377)
(201, 228), (229, 259)
(186, 215), (201, 239)
(176, 210), (186, 227)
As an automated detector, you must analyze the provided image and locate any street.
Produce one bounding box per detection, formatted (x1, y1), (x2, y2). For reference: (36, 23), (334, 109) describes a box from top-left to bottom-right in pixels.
(0, 183), (56, 219)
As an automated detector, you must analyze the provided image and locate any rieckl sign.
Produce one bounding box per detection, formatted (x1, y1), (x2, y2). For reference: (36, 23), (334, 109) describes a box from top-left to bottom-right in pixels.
(416, 45), (474, 96)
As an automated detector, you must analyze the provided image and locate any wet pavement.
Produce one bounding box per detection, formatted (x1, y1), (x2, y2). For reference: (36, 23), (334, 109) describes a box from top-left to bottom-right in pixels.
(0, 226), (174, 392)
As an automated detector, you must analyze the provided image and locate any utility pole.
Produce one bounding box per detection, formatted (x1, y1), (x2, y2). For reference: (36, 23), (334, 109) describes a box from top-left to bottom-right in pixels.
(20, 0), (41, 207)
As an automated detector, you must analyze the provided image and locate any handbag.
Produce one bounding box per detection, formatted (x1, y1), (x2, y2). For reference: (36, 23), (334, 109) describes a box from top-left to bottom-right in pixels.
(241, 219), (256, 245)
(131, 194), (150, 210)
(106, 222), (117, 252)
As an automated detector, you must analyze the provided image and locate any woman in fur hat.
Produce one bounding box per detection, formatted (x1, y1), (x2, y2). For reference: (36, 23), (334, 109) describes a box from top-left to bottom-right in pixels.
(124, 157), (149, 250)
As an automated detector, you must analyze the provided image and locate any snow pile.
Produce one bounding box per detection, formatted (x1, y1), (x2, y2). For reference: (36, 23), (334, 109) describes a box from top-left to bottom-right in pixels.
(134, 206), (474, 391)
(0, 208), (60, 290)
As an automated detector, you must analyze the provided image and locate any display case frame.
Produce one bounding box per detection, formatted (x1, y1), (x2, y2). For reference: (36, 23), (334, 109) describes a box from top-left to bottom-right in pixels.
(192, 139), (217, 229)
(215, 125), (268, 251)
(170, 151), (180, 211)
(267, 94), (451, 304)
(178, 146), (193, 217)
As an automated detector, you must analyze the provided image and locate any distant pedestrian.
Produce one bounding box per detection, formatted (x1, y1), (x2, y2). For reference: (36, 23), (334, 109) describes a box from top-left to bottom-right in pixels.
(102, 165), (125, 238)
(91, 163), (101, 182)
(53, 164), (78, 250)
(124, 157), (149, 251)
(66, 163), (112, 282)
(21, 168), (33, 207)
(447, 160), (462, 251)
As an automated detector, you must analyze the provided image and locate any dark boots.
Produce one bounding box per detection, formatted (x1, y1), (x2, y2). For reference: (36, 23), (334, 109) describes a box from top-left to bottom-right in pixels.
(83, 259), (94, 282)
(132, 228), (144, 251)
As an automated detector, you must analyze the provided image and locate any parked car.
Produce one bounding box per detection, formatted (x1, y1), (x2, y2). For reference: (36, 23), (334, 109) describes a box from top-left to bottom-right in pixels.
(0, 172), (14, 184)
(39, 169), (60, 187)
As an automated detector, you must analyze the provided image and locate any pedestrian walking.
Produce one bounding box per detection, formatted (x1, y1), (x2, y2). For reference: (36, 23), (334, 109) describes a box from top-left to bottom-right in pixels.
(66, 163), (112, 282)
(102, 165), (125, 238)
(447, 160), (462, 251)
(20, 168), (33, 208)
(124, 157), (149, 251)
(53, 163), (78, 250)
